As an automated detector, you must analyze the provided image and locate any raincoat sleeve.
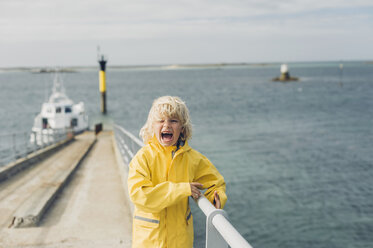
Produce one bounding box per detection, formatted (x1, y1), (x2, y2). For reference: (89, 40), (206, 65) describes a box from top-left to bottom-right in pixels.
(194, 155), (227, 208)
(128, 149), (191, 213)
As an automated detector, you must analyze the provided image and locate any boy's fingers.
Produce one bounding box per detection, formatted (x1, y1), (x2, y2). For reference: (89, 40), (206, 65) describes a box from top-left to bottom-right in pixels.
(192, 188), (200, 195)
(191, 190), (201, 199)
(190, 184), (202, 198)
(191, 182), (203, 188)
(214, 192), (221, 209)
(190, 183), (203, 200)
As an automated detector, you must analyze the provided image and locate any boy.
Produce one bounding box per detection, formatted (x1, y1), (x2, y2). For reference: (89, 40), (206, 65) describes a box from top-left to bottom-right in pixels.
(128, 96), (227, 248)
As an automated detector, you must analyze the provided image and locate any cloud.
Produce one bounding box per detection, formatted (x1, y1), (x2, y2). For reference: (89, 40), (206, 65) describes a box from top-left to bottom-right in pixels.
(1, 0), (372, 41)
(0, 0), (372, 66)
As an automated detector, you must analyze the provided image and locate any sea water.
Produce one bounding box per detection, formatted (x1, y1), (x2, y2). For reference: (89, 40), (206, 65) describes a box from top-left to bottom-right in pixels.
(0, 62), (372, 248)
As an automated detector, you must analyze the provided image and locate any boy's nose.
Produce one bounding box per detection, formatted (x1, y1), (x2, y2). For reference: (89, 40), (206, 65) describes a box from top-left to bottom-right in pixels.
(163, 120), (171, 127)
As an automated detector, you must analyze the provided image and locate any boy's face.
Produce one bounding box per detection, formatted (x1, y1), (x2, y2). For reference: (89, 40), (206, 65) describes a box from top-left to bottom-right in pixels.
(154, 116), (182, 147)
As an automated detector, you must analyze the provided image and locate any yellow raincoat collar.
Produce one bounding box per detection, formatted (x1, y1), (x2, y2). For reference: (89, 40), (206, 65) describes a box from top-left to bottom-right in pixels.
(148, 136), (191, 155)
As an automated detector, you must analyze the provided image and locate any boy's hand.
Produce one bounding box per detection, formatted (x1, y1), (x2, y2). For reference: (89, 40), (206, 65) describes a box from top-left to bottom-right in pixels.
(190, 182), (203, 199)
(214, 191), (221, 209)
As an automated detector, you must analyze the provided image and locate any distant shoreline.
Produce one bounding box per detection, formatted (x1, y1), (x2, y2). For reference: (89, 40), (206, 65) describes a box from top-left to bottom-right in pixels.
(0, 62), (273, 73)
(1, 60), (372, 73)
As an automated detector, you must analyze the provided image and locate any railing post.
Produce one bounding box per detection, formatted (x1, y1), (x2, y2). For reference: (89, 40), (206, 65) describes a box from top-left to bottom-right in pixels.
(196, 195), (253, 248)
(24, 132), (28, 158)
(206, 209), (229, 248)
(45, 129), (48, 146)
(33, 132), (37, 153)
(212, 214), (253, 248)
(47, 129), (50, 146)
(41, 130), (44, 148)
(12, 133), (17, 160)
(196, 196), (228, 248)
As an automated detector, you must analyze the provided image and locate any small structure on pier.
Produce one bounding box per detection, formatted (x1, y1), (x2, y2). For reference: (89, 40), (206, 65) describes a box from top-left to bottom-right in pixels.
(97, 47), (108, 114)
(272, 64), (299, 82)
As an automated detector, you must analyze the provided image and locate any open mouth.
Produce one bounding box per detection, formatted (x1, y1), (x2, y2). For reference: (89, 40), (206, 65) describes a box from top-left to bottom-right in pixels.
(161, 132), (173, 142)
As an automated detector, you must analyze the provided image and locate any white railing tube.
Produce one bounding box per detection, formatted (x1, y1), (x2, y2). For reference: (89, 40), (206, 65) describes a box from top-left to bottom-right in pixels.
(196, 194), (216, 216)
(212, 214), (253, 248)
(196, 195), (253, 248)
(113, 124), (144, 147)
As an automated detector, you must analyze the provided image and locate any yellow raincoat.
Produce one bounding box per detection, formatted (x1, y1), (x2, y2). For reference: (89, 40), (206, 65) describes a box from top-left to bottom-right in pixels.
(128, 136), (227, 248)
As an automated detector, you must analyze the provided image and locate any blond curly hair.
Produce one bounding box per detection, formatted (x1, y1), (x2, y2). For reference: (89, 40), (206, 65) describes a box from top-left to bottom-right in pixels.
(140, 96), (192, 144)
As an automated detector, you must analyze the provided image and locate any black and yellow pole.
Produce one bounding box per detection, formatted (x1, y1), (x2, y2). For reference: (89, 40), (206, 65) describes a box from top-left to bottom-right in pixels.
(98, 55), (107, 114)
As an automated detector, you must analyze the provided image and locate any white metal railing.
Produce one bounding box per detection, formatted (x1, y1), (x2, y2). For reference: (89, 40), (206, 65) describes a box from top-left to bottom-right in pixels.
(113, 124), (144, 165)
(113, 124), (253, 248)
(0, 128), (69, 167)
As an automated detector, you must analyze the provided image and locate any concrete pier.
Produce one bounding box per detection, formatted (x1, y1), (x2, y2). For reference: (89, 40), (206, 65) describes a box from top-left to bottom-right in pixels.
(0, 131), (132, 248)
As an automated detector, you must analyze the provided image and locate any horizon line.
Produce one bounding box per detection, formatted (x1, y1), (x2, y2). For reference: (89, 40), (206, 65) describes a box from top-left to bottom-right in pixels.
(1, 59), (372, 71)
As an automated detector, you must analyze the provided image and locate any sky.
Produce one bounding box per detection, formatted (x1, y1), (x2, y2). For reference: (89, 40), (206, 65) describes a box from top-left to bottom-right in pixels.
(1, 0), (373, 67)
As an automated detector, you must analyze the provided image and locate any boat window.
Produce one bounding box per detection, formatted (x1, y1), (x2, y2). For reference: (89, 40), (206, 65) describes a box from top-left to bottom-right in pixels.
(71, 118), (78, 127)
(65, 106), (72, 113)
(42, 118), (48, 129)
(56, 107), (62, 113)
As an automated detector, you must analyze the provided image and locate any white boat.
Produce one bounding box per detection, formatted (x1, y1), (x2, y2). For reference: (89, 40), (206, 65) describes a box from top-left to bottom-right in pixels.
(31, 74), (89, 145)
